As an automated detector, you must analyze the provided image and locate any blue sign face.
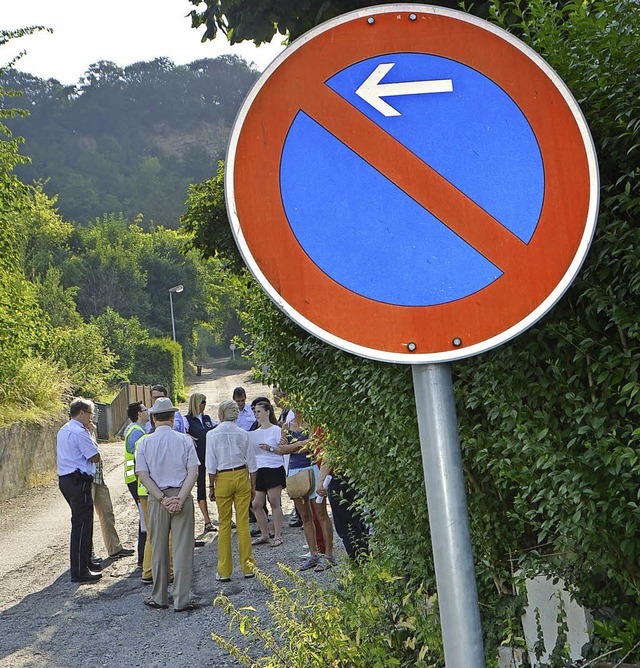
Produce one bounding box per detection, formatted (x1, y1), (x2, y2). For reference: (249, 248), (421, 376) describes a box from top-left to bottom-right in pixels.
(280, 53), (544, 307)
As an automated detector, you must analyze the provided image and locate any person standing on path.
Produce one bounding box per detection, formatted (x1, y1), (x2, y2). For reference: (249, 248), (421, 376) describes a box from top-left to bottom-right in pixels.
(145, 385), (187, 433)
(206, 400), (258, 581)
(56, 397), (101, 584)
(135, 397), (199, 611)
(249, 401), (285, 548)
(233, 387), (256, 431)
(92, 456), (135, 561)
(124, 401), (149, 565)
(185, 392), (217, 534)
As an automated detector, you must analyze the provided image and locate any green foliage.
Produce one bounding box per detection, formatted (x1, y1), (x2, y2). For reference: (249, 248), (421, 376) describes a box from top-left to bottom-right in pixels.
(62, 214), (150, 320)
(34, 267), (83, 329)
(187, 0), (494, 45)
(0, 56), (259, 228)
(92, 307), (150, 379)
(181, 161), (242, 267)
(0, 42), (31, 271)
(132, 338), (185, 402)
(21, 185), (73, 279)
(590, 617), (640, 664)
(48, 323), (116, 399)
(211, 559), (444, 667)
(0, 270), (51, 386)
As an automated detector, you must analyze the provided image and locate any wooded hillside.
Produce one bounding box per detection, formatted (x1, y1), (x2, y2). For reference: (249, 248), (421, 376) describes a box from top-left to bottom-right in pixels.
(0, 55), (258, 228)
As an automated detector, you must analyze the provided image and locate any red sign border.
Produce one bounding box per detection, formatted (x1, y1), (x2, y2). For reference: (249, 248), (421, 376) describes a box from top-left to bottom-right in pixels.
(226, 4), (599, 363)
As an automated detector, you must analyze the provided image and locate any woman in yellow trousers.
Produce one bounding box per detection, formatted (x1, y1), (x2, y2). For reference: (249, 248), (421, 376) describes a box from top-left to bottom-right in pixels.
(206, 400), (258, 582)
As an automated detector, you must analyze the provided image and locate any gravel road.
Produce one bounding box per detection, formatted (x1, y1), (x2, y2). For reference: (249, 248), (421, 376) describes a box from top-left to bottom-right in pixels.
(0, 363), (341, 667)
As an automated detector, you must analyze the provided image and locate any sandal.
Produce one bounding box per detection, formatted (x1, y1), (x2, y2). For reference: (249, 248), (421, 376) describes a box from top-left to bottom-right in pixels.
(144, 597), (167, 610)
(298, 555), (320, 571)
(269, 537), (284, 547)
(314, 555), (337, 572)
(251, 536), (270, 545)
(203, 522), (217, 533)
(175, 600), (199, 612)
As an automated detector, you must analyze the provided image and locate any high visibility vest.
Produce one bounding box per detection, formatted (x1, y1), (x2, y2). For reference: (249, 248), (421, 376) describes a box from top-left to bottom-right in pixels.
(135, 434), (150, 497)
(123, 423), (146, 485)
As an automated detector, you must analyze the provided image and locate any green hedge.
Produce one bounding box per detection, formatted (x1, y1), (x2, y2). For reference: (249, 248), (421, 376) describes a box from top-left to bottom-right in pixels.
(132, 337), (185, 402)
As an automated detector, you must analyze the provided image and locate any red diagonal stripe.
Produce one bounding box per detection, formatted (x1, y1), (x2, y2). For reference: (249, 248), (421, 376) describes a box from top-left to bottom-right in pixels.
(301, 85), (532, 274)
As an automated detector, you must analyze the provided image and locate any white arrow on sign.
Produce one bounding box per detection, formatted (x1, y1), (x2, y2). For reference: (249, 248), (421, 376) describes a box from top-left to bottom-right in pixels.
(355, 63), (453, 117)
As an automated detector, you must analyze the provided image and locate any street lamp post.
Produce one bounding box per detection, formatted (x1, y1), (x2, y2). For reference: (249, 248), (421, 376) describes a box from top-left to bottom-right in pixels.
(168, 284), (184, 342)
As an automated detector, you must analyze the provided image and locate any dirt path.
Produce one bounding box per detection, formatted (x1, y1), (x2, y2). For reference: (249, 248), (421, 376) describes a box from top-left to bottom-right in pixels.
(0, 362), (340, 667)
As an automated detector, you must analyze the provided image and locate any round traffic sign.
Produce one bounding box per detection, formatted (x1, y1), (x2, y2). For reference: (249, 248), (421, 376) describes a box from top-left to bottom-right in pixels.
(226, 4), (599, 363)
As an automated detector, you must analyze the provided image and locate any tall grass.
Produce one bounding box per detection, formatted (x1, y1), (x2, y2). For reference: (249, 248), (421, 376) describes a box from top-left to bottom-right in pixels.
(0, 356), (70, 426)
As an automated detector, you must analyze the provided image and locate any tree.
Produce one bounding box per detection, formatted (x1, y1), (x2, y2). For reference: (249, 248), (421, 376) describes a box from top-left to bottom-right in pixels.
(0, 56), (258, 228)
(187, 0), (494, 45)
(92, 307), (149, 379)
(181, 161), (242, 267)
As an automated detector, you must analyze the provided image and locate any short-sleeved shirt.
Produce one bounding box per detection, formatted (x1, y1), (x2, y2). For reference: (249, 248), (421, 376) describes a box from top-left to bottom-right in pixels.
(235, 405), (255, 431)
(249, 425), (284, 470)
(205, 421), (258, 474)
(57, 419), (99, 476)
(144, 411), (186, 434)
(135, 425), (199, 489)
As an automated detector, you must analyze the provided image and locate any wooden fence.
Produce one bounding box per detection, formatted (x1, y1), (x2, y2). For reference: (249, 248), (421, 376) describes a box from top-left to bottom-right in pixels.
(95, 383), (152, 441)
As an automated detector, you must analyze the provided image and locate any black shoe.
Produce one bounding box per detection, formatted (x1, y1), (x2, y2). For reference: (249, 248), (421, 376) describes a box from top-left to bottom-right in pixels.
(71, 571), (102, 583)
(89, 560), (102, 571)
(194, 540), (205, 548)
(289, 518), (303, 528)
(250, 527), (261, 537)
(110, 547), (135, 559)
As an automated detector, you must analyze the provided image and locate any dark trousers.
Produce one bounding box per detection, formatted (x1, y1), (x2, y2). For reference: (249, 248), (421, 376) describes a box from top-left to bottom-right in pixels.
(328, 476), (369, 560)
(127, 480), (147, 565)
(59, 473), (94, 577)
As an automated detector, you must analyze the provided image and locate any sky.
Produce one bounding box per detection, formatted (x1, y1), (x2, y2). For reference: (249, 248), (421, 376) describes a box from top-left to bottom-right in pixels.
(1, 0), (287, 85)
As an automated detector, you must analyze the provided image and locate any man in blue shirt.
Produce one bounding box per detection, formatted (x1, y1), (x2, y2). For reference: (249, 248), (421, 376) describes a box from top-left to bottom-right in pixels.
(57, 398), (101, 584)
(145, 384), (186, 433)
(233, 387), (255, 431)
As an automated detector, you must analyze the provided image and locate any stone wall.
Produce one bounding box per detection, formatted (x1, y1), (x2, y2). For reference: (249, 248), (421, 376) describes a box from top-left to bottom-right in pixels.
(0, 417), (66, 501)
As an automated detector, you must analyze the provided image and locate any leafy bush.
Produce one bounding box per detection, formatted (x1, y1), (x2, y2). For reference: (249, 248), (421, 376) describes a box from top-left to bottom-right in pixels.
(589, 617), (640, 665)
(92, 306), (149, 378)
(0, 269), (51, 387)
(212, 559), (444, 667)
(132, 337), (185, 402)
(48, 323), (116, 399)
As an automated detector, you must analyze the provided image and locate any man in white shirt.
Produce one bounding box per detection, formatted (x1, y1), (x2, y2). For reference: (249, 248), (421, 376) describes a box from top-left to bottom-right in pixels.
(206, 400), (258, 581)
(233, 387), (256, 430)
(57, 398), (101, 583)
(135, 397), (199, 611)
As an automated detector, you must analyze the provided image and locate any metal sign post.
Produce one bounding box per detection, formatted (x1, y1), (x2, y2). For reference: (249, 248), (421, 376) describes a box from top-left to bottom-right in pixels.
(413, 363), (485, 667)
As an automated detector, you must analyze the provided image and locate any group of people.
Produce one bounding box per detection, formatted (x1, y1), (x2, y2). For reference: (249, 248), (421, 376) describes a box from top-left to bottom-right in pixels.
(56, 383), (369, 612)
